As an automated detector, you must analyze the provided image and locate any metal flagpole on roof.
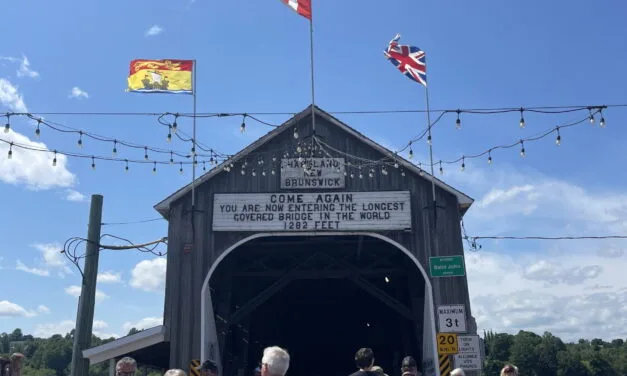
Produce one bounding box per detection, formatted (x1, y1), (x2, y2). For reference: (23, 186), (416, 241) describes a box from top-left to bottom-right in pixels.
(308, 8), (316, 140)
(424, 82), (438, 228)
(191, 60), (197, 209)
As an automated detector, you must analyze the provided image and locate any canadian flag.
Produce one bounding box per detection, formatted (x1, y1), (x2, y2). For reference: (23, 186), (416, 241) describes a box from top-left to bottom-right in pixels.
(280, 0), (312, 20)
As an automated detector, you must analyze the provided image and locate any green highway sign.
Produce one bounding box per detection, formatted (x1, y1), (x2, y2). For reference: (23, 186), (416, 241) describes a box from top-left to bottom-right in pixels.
(430, 256), (466, 277)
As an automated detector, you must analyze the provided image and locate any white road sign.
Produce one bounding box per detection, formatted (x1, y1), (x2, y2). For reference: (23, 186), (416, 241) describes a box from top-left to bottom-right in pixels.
(453, 335), (482, 370)
(437, 304), (467, 333)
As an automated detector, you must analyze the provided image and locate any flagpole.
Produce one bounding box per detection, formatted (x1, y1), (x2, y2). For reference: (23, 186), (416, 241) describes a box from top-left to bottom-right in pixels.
(308, 15), (316, 139)
(191, 60), (197, 210)
(424, 84), (438, 227)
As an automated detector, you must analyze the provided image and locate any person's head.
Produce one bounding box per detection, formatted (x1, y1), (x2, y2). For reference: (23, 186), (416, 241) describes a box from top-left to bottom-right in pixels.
(197, 360), (218, 376)
(116, 357), (137, 376)
(261, 346), (290, 376)
(354, 348), (375, 370)
(451, 368), (465, 376)
(401, 356), (418, 376)
(500, 364), (518, 376)
(164, 370), (186, 376)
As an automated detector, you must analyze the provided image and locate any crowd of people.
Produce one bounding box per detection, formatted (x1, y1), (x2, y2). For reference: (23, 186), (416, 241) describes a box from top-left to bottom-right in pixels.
(113, 346), (519, 376)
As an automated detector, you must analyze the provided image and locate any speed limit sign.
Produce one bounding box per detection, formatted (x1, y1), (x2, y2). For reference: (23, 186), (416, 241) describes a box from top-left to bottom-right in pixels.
(437, 333), (458, 354)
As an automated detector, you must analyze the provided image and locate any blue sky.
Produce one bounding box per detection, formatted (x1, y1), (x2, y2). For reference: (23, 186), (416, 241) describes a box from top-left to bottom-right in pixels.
(1, 0), (627, 341)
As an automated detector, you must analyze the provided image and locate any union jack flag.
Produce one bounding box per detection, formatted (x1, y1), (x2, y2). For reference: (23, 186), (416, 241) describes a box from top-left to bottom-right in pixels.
(384, 34), (427, 87)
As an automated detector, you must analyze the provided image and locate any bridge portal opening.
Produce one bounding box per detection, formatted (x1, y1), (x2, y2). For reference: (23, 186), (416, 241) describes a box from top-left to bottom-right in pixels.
(207, 235), (430, 376)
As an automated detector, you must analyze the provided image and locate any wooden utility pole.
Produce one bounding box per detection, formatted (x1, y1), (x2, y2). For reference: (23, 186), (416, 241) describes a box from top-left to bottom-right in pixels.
(70, 194), (103, 376)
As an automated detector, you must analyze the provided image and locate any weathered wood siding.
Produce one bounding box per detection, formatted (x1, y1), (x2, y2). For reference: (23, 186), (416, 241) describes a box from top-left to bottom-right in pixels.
(162, 111), (473, 369)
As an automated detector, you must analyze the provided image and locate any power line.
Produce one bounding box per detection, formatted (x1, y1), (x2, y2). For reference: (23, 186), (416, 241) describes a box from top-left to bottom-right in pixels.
(102, 217), (166, 226)
(467, 235), (627, 241)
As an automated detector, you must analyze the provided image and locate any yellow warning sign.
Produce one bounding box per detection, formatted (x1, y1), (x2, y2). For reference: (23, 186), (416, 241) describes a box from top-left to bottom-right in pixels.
(190, 359), (200, 376)
(437, 332), (458, 354)
(439, 354), (452, 376)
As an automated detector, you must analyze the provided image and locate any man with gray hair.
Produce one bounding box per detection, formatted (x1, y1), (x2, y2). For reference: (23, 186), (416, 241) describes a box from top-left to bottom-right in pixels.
(260, 346), (290, 376)
(116, 357), (137, 376)
(164, 370), (187, 376)
(451, 368), (465, 376)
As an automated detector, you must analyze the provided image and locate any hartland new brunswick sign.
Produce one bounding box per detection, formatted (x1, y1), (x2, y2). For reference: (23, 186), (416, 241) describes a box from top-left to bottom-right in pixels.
(280, 157), (345, 189)
(212, 191), (411, 231)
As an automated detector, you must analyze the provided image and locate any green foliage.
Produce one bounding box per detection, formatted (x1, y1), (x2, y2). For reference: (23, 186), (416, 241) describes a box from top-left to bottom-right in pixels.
(482, 330), (626, 376)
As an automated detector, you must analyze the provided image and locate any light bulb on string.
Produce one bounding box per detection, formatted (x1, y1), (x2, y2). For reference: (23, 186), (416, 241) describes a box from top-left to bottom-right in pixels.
(394, 160), (399, 169)
(240, 115), (246, 133)
(179, 162), (184, 175)
(519, 108), (525, 128)
(262, 169), (266, 176)
(418, 163), (424, 177)
(252, 169), (256, 177)
(4, 115), (10, 134)
(153, 162), (157, 174)
(7, 142), (13, 159)
(172, 115), (178, 133)
(272, 154), (277, 162)
(112, 140), (118, 157)
(520, 140), (526, 157)
(427, 135), (432, 145)
(35, 120), (41, 138)
(556, 127), (561, 146)
(271, 169), (276, 175)
(170, 151), (174, 165)
(293, 127), (299, 139)
(203, 162), (207, 171)
(401, 169), (405, 177)
(382, 167), (388, 176)
(91, 156), (96, 170)
(408, 143), (414, 159)
(359, 168), (363, 179)
(369, 169), (374, 178)
(209, 156), (214, 165)
(144, 147), (149, 160)
(241, 168), (246, 175)
(439, 161), (444, 175)
(600, 109), (606, 127)
(589, 109), (595, 124)
(350, 171), (354, 179)
(488, 150), (493, 164)
(297, 144), (302, 154)
(460, 157), (465, 172)
(456, 110), (461, 129)
(125, 159), (129, 173)
(167, 126), (172, 142)
(52, 150), (57, 167)
(77, 131), (83, 148)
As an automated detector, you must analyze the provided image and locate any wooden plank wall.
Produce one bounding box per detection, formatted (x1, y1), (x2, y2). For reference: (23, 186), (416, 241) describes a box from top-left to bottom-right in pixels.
(163, 111), (473, 369)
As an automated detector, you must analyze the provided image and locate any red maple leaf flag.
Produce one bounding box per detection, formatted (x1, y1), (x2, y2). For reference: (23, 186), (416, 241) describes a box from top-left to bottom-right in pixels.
(280, 0), (312, 20)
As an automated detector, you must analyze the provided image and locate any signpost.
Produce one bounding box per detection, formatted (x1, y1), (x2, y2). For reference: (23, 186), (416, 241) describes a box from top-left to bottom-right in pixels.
(437, 304), (467, 333)
(453, 335), (482, 371)
(212, 191), (412, 231)
(429, 256), (465, 277)
(436, 333), (458, 355)
(280, 157), (345, 189)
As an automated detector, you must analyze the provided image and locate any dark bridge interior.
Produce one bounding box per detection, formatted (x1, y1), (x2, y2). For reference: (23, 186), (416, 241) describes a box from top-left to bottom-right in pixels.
(210, 236), (426, 376)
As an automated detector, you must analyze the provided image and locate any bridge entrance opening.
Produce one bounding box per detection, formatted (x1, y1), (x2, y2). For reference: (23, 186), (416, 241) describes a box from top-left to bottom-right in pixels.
(207, 235), (430, 376)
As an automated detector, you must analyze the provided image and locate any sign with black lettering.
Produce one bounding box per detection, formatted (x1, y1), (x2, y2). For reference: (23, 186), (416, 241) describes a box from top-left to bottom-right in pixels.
(453, 335), (482, 370)
(280, 158), (345, 189)
(437, 333), (458, 355)
(437, 304), (467, 333)
(212, 191), (411, 231)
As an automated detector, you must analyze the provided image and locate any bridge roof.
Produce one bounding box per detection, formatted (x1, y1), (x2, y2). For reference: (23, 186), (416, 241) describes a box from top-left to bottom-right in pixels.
(154, 105), (474, 218)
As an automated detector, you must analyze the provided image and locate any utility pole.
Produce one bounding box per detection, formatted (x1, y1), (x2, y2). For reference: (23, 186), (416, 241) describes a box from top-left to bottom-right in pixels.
(70, 194), (103, 376)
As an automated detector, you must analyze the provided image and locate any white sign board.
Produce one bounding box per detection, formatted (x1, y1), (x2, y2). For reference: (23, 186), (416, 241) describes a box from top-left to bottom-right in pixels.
(437, 304), (467, 333)
(453, 335), (482, 370)
(281, 158), (345, 189)
(212, 191), (411, 231)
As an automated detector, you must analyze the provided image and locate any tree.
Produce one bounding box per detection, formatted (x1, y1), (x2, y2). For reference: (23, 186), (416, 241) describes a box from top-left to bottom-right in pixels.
(510, 331), (542, 376)
(8, 329), (23, 342)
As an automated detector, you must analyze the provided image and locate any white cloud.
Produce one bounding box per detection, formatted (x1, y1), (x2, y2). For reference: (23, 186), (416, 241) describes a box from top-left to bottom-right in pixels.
(37, 305), (50, 314)
(33, 243), (72, 276)
(34, 319), (118, 338)
(69, 87), (89, 99)
(0, 78), (28, 112)
(34, 320), (75, 337)
(17, 56), (39, 78)
(0, 300), (36, 317)
(16, 259), (50, 276)
(145, 25), (164, 36)
(123, 316), (163, 332)
(0, 56), (39, 79)
(0, 78), (77, 191)
(64, 285), (109, 303)
(98, 271), (122, 284)
(130, 258), (166, 292)
(65, 189), (87, 202)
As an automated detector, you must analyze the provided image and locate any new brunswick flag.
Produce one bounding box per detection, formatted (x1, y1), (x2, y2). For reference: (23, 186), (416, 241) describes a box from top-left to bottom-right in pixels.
(127, 59), (194, 94)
